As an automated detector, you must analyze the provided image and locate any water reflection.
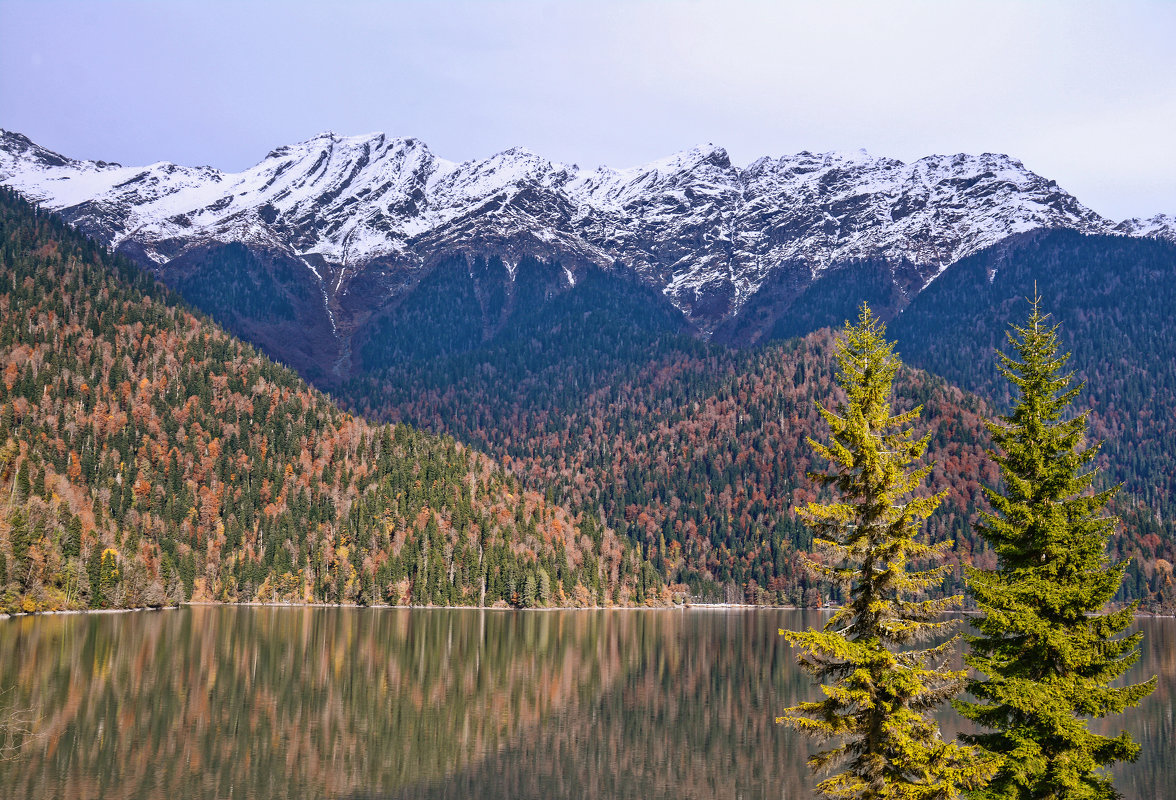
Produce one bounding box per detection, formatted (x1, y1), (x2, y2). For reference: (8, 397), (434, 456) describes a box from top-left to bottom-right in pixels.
(0, 609), (1169, 800)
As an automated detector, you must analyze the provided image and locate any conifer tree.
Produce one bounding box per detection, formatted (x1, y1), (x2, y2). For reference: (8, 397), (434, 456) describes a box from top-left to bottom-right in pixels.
(779, 305), (996, 799)
(98, 548), (120, 608)
(955, 297), (1156, 799)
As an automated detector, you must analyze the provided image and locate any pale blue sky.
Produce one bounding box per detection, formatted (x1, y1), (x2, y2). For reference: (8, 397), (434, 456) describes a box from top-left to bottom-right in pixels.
(1, 0), (1173, 219)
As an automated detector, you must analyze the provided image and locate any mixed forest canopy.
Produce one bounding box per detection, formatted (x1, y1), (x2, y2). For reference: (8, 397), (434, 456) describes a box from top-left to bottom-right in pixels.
(0, 187), (656, 614)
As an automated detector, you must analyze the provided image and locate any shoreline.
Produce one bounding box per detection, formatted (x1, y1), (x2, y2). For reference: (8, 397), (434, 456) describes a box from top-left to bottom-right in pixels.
(0, 605), (184, 621)
(3, 601), (1170, 621)
(1, 601), (798, 620)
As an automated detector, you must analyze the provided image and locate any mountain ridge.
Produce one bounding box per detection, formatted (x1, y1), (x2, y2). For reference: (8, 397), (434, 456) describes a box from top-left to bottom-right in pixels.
(4, 129), (1172, 342)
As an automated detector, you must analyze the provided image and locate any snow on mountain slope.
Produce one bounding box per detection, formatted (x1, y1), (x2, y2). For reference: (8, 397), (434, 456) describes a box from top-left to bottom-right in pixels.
(1115, 213), (1176, 243)
(0, 129), (1167, 330)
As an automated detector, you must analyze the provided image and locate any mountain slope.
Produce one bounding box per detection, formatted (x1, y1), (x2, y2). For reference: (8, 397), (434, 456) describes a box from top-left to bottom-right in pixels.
(892, 230), (1176, 549)
(0, 187), (651, 614)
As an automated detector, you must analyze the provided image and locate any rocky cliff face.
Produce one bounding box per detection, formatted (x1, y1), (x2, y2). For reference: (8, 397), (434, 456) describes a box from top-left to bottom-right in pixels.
(3, 129), (1172, 373)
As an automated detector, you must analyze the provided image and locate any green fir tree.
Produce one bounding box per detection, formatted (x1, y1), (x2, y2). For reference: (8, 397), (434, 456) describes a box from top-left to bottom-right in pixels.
(955, 297), (1156, 799)
(523, 570), (538, 608)
(87, 548), (103, 609)
(779, 305), (997, 799)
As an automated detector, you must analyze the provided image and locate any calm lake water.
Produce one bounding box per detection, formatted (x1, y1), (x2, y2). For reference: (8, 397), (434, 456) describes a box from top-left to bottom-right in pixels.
(0, 607), (1170, 800)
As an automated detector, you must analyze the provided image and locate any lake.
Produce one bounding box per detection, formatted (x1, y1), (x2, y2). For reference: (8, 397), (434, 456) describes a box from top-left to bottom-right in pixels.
(0, 607), (1170, 799)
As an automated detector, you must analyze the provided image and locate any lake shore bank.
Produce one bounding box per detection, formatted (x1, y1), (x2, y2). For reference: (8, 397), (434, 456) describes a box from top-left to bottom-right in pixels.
(4, 601), (1170, 621)
(1, 600), (802, 620)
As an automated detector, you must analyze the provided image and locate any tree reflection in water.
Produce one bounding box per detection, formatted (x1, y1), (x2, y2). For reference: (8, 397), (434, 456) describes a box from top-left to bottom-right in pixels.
(0, 608), (1169, 800)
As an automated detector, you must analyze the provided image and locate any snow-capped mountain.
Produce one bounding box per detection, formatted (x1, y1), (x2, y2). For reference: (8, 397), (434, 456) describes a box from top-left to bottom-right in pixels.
(5, 131), (1169, 307)
(1114, 213), (1176, 241)
(2, 128), (1172, 373)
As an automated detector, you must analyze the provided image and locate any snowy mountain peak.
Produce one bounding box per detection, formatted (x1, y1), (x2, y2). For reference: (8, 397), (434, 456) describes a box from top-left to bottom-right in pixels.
(0, 130), (1169, 330)
(658, 143), (731, 168)
(0, 130), (82, 170)
(1115, 213), (1176, 243)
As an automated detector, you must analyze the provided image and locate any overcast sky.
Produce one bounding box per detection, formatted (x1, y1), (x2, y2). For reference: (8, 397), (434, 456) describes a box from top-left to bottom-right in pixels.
(1, 0), (1173, 220)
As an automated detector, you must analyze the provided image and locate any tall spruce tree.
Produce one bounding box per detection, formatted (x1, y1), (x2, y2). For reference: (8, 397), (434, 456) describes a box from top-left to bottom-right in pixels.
(955, 297), (1156, 799)
(779, 305), (996, 800)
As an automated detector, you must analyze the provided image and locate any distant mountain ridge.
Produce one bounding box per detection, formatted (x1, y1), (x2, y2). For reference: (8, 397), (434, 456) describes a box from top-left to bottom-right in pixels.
(3, 129), (1172, 344)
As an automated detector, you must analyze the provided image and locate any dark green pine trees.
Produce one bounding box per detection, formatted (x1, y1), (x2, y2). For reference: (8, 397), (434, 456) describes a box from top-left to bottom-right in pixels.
(955, 297), (1156, 799)
(779, 305), (996, 799)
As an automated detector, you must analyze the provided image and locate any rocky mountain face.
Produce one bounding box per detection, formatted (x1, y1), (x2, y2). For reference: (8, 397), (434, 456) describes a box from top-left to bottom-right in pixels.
(2, 129), (1172, 377)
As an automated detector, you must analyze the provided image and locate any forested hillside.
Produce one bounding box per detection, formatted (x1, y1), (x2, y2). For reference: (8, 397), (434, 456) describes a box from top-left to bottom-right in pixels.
(0, 188), (653, 614)
(346, 299), (1176, 610)
(889, 230), (1176, 607)
(346, 330), (996, 605)
(354, 254), (691, 376)
(893, 230), (1176, 512)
